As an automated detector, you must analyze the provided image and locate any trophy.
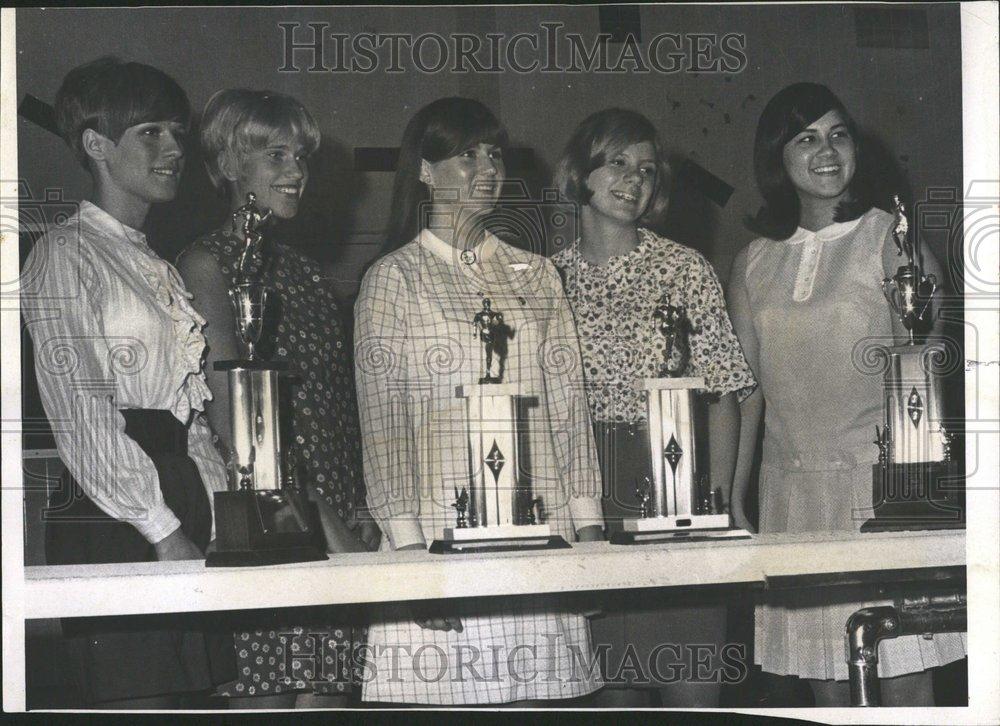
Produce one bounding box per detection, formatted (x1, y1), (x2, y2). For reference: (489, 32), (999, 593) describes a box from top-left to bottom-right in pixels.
(861, 195), (963, 531)
(206, 193), (327, 567)
(429, 298), (565, 553)
(613, 295), (749, 544)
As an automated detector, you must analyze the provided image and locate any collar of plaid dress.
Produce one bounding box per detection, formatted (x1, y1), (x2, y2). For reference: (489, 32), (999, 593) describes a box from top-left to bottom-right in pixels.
(417, 227), (500, 266)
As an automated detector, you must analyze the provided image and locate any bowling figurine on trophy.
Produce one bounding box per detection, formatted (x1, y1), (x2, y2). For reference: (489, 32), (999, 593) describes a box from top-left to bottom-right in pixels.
(862, 195), (963, 531)
(429, 298), (566, 553)
(612, 294), (750, 544)
(206, 193), (327, 567)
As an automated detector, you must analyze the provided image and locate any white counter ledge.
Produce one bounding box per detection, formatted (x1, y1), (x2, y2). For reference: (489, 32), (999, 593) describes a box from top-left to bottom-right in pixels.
(22, 529), (965, 619)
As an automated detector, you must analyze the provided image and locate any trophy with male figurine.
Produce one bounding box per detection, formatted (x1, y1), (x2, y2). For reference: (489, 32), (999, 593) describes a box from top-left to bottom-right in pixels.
(430, 297), (566, 553)
(612, 295), (749, 544)
(206, 193), (328, 566)
(862, 195), (963, 531)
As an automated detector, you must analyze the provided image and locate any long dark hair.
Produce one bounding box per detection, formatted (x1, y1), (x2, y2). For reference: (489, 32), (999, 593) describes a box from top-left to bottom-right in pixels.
(381, 97), (509, 257)
(746, 82), (870, 240)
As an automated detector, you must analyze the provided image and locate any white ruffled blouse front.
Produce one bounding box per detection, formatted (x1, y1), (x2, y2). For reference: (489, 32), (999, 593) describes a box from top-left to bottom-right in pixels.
(24, 201), (227, 543)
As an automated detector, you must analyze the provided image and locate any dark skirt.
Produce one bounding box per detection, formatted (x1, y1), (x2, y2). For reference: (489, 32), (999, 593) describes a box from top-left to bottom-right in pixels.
(589, 421), (727, 690)
(44, 409), (235, 704)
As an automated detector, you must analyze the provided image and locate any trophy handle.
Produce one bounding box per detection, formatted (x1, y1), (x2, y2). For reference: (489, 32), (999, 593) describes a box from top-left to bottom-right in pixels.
(916, 274), (937, 321)
(880, 277), (901, 317)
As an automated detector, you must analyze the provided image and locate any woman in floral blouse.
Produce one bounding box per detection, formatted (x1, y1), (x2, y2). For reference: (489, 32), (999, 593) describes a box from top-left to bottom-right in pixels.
(552, 108), (756, 707)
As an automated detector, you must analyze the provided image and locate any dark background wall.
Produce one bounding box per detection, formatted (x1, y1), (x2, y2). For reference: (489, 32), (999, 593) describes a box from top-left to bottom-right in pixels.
(17, 4), (965, 449)
(16, 4), (963, 292)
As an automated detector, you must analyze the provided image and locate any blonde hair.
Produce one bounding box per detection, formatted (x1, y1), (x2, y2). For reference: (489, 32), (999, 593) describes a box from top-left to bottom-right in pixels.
(199, 88), (321, 190)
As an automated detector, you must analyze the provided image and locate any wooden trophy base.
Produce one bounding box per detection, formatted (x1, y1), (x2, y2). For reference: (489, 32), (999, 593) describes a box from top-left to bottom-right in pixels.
(429, 524), (569, 554)
(861, 460), (965, 533)
(206, 490), (329, 567)
(611, 514), (750, 545)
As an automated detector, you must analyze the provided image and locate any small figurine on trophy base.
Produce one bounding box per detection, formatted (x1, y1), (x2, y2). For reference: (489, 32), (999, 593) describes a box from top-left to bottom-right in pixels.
(206, 193), (327, 567)
(613, 297), (750, 545)
(431, 299), (568, 554)
(862, 195), (965, 533)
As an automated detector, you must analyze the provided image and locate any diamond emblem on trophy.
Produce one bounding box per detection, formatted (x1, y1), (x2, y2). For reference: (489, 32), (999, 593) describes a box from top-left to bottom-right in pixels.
(614, 294), (747, 543)
(863, 195), (964, 531)
(431, 297), (563, 552)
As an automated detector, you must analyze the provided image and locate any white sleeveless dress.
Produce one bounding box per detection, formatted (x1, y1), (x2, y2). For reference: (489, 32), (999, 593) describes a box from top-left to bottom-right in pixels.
(731, 208), (967, 680)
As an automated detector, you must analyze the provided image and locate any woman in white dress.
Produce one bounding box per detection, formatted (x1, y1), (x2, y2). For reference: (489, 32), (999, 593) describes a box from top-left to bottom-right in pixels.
(353, 97), (605, 705)
(728, 82), (966, 706)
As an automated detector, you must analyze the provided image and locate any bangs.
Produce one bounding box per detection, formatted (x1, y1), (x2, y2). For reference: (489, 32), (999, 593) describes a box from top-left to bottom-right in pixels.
(585, 113), (658, 172)
(200, 88), (321, 190)
(231, 99), (321, 158)
(773, 88), (853, 149)
(421, 101), (508, 161)
(106, 81), (190, 136)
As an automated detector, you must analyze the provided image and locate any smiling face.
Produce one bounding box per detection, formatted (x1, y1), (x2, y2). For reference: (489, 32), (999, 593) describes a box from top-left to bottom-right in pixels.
(228, 134), (310, 220)
(421, 142), (505, 210)
(584, 140), (657, 227)
(782, 109), (857, 209)
(102, 120), (186, 206)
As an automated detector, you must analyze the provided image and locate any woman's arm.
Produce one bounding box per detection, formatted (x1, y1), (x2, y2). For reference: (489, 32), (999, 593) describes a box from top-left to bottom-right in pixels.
(354, 261), (422, 550)
(539, 260), (605, 539)
(682, 252), (758, 515)
(25, 231), (196, 555)
(726, 247), (762, 532)
(731, 390), (762, 532)
(176, 246), (239, 460)
(707, 392), (740, 510)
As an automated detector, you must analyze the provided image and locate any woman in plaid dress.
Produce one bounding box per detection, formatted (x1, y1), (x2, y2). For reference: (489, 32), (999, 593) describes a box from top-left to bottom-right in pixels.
(354, 97), (606, 705)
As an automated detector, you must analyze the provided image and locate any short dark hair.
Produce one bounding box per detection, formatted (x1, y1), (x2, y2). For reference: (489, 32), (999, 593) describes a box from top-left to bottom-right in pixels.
(382, 97), (509, 256)
(555, 108), (671, 228)
(747, 82), (869, 240)
(54, 56), (191, 169)
(200, 88), (321, 191)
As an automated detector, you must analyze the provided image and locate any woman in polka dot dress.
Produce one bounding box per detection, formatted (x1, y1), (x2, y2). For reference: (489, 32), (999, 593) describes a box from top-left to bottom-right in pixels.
(179, 89), (378, 708)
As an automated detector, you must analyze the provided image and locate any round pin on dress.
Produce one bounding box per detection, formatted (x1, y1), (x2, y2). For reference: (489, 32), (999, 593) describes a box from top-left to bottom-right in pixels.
(460, 249), (477, 265)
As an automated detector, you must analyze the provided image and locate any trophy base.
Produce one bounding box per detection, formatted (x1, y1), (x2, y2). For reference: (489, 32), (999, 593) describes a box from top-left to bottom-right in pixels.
(861, 461), (965, 533)
(610, 527), (751, 546)
(206, 490), (328, 568)
(430, 524), (568, 554)
(613, 514), (746, 545)
(621, 513), (730, 533)
(443, 523), (551, 541)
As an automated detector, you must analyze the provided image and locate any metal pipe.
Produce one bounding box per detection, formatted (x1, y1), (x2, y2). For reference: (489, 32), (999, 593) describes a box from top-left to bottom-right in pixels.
(847, 592), (966, 706)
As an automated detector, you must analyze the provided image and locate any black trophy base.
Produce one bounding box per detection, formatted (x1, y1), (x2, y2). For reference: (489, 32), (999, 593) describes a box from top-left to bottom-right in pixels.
(206, 490), (328, 567)
(609, 528), (752, 546)
(861, 460), (965, 533)
(428, 535), (570, 555)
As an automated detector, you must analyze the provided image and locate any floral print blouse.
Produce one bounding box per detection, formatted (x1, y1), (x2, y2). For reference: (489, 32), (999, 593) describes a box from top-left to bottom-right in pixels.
(552, 227), (757, 423)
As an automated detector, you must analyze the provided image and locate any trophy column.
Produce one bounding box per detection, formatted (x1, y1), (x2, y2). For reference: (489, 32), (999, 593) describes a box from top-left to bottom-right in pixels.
(864, 196), (963, 531)
(206, 194), (327, 567)
(615, 296), (748, 543)
(430, 298), (565, 553)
